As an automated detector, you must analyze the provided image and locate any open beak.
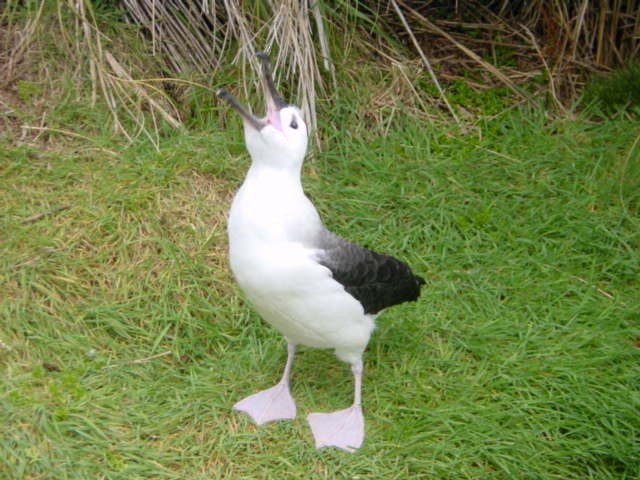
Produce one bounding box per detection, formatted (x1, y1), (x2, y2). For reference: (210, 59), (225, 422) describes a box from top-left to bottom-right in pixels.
(257, 52), (288, 130)
(216, 89), (265, 131)
(217, 52), (288, 132)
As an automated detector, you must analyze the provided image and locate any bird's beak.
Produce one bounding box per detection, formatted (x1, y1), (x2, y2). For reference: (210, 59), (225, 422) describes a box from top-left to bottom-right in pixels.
(217, 89), (266, 131)
(217, 52), (288, 132)
(257, 52), (288, 131)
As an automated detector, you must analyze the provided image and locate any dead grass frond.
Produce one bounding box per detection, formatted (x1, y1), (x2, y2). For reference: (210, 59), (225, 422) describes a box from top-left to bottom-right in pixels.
(124, 0), (330, 143)
(0, 0), (46, 88)
(2, 0), (182, 149)
(371, 0), (638, 111)
(2, 0), (638, 146)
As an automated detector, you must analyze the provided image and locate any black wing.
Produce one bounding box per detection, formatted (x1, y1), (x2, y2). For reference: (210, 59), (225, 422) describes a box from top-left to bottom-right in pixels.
(315, 231), (425, 315)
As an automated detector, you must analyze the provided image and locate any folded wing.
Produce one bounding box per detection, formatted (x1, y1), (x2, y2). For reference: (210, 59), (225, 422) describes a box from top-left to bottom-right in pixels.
(315, 231), (425, 315)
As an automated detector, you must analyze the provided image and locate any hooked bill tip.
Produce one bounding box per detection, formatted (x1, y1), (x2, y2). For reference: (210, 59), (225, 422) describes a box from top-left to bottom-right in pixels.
(256, 52), (288, 111)
(257, 52), (274, 78)
(257, 52), (275, 79)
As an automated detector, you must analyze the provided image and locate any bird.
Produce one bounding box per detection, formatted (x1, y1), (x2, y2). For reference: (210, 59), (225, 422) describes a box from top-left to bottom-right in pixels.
(217, 52), (425, 453)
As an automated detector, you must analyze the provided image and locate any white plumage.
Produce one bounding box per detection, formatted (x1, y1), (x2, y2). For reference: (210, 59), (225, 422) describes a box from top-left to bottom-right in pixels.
(218, 53), (424, 452)
(228, 147), (376, 363)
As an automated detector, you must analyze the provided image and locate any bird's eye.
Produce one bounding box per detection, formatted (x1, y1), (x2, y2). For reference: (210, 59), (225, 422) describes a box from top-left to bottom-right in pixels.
(290, 118), (298, 129)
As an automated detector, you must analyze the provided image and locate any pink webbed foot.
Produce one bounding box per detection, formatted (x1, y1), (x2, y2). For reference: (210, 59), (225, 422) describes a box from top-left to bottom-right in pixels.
(234, 380), (297, 425)
(307, 404), (364, 453)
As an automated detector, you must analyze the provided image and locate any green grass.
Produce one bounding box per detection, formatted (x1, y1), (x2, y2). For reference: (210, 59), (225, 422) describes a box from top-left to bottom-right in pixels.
(1, 100), (639, 479)
(583, 62), (640, 117)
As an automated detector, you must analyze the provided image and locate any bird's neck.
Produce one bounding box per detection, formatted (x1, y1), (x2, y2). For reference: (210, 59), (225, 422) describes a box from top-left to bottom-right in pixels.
(245, 160), (304, 194)
(230, 158), (320, 245)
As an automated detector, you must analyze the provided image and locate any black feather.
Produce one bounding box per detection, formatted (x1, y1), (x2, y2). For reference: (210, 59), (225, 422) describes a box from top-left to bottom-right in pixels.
(315, 232), (425, 314)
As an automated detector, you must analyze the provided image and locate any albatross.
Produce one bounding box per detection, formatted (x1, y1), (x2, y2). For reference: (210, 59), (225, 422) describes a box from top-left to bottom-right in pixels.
(218, 53), (425, 452)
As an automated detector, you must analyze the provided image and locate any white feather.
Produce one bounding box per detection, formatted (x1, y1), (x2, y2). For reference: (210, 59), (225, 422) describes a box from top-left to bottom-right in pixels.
(228, 112), (376, 364)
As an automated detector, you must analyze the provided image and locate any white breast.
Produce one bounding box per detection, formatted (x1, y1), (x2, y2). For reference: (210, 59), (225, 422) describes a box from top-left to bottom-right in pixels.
(227, 165), (375, 362)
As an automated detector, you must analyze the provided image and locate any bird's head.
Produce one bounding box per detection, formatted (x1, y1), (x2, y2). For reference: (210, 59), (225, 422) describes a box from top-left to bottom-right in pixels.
(218, 53), (308, 170)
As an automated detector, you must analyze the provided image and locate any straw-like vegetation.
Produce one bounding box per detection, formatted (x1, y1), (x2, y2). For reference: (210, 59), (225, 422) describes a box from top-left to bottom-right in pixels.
(1, 0), (181, 149)
(112, 0), (640, 119)
(2, 0), (638, 145)
(112, 0), (640, 128)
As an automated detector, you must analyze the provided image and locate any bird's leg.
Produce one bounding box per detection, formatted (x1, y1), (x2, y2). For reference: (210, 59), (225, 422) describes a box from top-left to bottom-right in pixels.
(233, 342), (297, 425)
(307, 359), (365, 453)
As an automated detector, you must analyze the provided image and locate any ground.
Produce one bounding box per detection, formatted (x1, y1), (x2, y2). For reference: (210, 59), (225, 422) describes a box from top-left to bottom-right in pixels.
(1, 73), (639, 478)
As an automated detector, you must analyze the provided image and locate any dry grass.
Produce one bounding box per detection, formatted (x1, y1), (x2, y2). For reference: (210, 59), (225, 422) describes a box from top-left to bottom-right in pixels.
(117, 0), (638, 128)
(380, 0), (639, 108)
(1, 0), (182, 149)
(1, 1), (638, 145)
(122, 0), (331, 142)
